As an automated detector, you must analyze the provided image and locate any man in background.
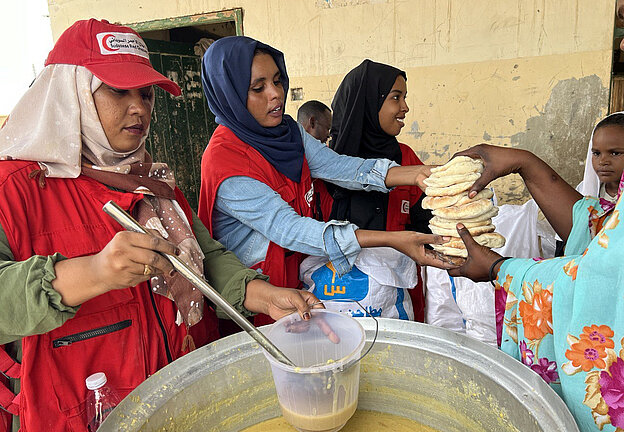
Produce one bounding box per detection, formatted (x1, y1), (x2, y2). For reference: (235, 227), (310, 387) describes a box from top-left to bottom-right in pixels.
(297, 101), (333, 221)
(297, 100), (332, 144)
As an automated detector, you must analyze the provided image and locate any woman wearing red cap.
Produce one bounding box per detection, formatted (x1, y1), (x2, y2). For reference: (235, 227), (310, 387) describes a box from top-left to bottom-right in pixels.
(0, 19), (318, 431)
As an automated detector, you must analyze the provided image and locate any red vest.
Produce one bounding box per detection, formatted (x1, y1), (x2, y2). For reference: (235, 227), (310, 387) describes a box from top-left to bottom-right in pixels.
(386, 143), (425, 231)
(0, 161), (217, 431)
(199, 126), (313, 326)
(391, 144), (426, 321)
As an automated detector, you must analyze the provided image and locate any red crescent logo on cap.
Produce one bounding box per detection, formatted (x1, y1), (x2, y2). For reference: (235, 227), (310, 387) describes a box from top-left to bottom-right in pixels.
(102, 34), (119, 52)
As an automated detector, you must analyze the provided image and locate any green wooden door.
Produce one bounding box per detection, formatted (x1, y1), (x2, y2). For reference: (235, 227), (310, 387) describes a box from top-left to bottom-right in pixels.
(144, 38), (217, 212)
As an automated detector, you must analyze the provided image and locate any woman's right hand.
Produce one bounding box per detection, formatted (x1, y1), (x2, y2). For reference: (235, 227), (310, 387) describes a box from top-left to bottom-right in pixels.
(453, 144), (533, 198)
(53, 231), (178, 306)
(89, 231), (178, 292)
(356, 230), (461, 269)
(447, 224), (503, 282)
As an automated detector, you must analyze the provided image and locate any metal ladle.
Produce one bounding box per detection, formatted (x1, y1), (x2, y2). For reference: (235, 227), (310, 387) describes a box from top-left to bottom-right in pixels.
(102, 200), (296, 367)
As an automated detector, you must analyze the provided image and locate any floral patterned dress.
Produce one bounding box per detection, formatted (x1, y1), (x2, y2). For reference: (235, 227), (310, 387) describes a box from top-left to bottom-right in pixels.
(495, 183), (624, 432)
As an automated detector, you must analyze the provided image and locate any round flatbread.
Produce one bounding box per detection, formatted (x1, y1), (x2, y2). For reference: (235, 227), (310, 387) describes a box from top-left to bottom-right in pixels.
(422, 192), (468, 210)
(429, 223), (495, 237)
(430, 156), (483, 175)
(424, 172), (481, 188)
(430, 216), (492, 229)
(425, 181), (474, 197)
(431, 244), (468, 258)
(432, 198), (493, 220)
(422, 188), (493, 210)
(454, 188), (493, 206)
(440, 232), (506, 249)
(458, 206), (499, 222)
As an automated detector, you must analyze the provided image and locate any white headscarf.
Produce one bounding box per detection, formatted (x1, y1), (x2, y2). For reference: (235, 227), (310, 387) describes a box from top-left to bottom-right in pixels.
(0, 64), (147, 177)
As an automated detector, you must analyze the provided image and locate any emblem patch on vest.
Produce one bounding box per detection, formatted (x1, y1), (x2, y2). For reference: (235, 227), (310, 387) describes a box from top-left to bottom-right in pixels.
(401, 200), (410, 214)
(305, 184), (314, 207)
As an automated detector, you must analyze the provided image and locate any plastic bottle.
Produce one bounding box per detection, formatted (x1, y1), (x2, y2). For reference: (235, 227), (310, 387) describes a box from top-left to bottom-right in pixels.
(85, 372), (121, 431)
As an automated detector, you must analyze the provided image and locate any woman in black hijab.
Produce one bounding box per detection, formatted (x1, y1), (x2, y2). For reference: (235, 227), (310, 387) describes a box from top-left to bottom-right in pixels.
(329, 59), (432, 321)
(330, 59), (431, 233)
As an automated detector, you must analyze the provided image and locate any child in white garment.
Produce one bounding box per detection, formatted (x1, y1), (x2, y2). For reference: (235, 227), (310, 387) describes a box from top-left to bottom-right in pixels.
(554, 112), (624, 256)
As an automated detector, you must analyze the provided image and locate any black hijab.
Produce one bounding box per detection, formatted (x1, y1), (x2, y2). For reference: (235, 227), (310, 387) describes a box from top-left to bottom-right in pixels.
(328, 60), (406, 229)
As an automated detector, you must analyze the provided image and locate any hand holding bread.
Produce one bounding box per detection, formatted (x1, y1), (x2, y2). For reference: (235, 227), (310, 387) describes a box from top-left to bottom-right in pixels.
(424, 156), (505, 258)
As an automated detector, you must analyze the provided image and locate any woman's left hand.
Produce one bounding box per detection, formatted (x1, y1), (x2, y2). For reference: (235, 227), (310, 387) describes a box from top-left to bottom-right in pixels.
(414, 165), (433, 191)
(355, 230), (461, 269)
(447, 223), (503, 282)
(243, 280), (322, 321)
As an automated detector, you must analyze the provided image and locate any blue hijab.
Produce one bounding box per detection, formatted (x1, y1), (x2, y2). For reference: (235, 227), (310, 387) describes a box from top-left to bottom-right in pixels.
(201, 36), (304, 182)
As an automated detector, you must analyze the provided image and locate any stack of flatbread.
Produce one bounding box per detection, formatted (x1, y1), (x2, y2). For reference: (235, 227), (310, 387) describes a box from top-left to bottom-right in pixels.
(423, 156), (505, 258)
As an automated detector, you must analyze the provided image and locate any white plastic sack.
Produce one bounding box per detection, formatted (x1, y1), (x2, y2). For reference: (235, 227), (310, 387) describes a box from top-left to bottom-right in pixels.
(422, 267), (465, 333)
(300, 247), (417, 320)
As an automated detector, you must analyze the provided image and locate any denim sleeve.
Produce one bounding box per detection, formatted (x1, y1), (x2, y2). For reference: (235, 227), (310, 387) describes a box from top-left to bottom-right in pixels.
(216, 176), (361, 275)
(299, 124), (397, 191)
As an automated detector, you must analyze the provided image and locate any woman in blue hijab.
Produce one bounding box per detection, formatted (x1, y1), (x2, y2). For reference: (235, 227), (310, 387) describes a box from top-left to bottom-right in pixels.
(198, 36), (455, 328)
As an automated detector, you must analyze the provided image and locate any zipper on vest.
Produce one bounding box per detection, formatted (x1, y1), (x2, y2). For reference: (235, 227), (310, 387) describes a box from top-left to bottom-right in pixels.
(149, 290), (173, 363)
(52, 320), (132, 348)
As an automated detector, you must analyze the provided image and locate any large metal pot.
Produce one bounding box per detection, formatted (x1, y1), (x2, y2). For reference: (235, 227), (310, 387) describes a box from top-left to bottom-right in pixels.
(102, 319), (578, 431)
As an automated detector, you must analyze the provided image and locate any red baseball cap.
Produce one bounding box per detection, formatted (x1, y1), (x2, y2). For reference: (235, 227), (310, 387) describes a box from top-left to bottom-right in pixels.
(45, 19), (181, 96)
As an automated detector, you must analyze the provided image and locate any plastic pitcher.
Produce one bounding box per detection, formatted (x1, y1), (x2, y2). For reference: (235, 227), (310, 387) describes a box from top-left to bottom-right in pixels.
(263, 309), (366, 432)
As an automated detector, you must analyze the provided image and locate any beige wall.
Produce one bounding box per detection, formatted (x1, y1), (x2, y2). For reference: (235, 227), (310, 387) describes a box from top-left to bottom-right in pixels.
(48, 0), (614, 203)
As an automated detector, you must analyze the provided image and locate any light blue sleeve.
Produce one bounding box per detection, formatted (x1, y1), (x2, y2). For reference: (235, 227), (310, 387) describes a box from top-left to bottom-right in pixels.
(215, 176), (361, 276)
(298, 124), (397, 191)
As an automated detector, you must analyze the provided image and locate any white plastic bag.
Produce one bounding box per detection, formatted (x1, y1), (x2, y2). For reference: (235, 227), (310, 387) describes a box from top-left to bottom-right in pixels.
(300, 247), (417, 320)
(423, 267), (465, 333)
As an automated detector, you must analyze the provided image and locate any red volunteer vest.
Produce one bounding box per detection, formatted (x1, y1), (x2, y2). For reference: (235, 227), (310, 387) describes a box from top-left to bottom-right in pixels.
(0, 161), (218, 432)
(312, 144), (424, 231)
(391, 144), (426, 321)
(386, 143), (425, 231)
(199, 126), (313, 326)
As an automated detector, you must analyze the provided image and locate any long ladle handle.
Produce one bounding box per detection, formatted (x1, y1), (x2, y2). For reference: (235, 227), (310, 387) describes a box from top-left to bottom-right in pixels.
(102, 200), (295, 367)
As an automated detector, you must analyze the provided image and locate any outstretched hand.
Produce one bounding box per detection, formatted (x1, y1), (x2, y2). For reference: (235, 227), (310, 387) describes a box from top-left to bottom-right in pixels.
(385, 164), (433, 190)
(447, 224), (502, 282)
(391, 231), (463, 269)
(415, 165), (433, 191)
(453, 144), (527, 198)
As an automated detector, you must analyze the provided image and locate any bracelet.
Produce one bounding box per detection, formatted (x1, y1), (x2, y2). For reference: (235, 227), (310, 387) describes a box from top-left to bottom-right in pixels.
(489, 256), (511, 287)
